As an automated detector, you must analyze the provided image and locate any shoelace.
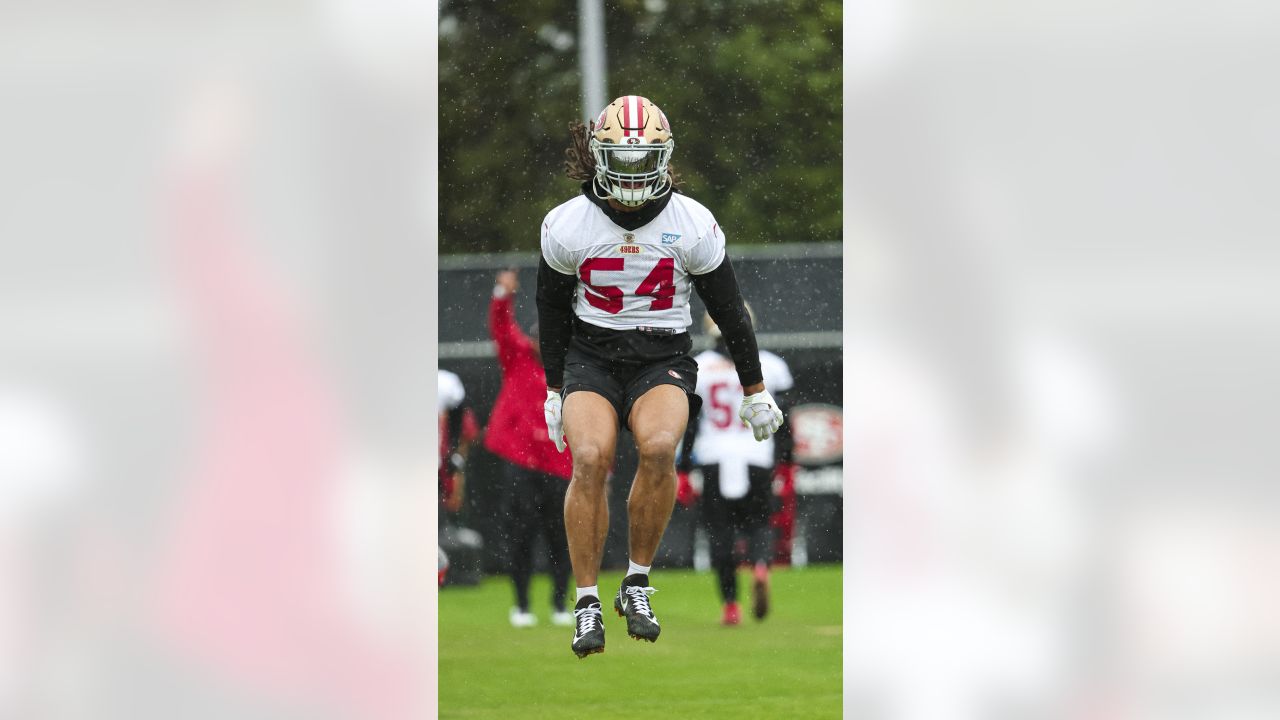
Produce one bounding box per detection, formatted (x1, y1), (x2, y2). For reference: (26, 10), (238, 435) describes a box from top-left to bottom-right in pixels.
(623, 586), (658, 617)
(574, 605), (601, 635)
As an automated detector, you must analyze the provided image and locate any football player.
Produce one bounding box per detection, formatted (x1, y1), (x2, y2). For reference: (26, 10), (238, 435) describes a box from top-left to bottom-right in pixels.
(537, 95), (784, 658)
(437, 369), (477, 591)
(677, 305), (796, 625)
(437, 369), (475, 515)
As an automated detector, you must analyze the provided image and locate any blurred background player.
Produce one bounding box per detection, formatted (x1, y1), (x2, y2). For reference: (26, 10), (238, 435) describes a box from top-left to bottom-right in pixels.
(438, 369), (477, 587)
(484, 270), (574, 628)
(437, 369), (475, 515)
(678, 304), (795, 625)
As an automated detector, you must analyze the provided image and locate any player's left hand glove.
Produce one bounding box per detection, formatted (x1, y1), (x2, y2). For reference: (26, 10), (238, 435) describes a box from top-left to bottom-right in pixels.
(739, 389), (784, 441)
(544, 390), (567, 452)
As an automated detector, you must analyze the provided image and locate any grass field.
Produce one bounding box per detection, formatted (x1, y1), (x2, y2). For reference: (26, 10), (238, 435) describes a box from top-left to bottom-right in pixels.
(438, 564), (842, 719)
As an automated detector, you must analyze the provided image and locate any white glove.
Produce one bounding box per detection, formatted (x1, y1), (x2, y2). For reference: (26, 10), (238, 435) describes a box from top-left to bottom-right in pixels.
(739, 389), (784, 442)
(544, 390), (567, 452)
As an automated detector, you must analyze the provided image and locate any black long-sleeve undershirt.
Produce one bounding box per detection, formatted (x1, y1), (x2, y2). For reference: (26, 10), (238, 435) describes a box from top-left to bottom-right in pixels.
(691, 255), (763, 388)
(537, 257), (578, 388)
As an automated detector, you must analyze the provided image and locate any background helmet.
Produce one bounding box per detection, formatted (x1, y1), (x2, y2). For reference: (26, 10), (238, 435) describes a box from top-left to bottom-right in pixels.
(589, 95), (674, 207)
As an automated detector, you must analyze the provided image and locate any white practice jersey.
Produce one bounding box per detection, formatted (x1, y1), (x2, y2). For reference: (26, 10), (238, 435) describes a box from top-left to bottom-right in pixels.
(691, 349), (793, 497)
(541, 193), (726, 331)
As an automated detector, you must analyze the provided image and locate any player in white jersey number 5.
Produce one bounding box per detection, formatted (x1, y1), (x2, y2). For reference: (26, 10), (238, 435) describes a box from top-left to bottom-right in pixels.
(537, 95), (784, 658)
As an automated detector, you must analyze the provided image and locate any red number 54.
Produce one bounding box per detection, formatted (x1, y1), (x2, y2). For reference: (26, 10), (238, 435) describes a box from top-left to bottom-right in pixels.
(579, 257), (675, 314)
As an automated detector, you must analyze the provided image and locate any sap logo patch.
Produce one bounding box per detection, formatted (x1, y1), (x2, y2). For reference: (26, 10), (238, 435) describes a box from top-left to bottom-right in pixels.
(620, 245), (641, 254)
(661, 232), (681, 245)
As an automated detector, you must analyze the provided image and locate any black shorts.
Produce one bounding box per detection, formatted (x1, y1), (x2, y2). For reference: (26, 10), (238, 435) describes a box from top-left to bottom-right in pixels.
(698, 464), (776, 530)
(562, 318), (700, 430)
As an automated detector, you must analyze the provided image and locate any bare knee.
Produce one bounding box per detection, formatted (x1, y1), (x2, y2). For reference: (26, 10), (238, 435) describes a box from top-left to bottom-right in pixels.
(636, 431), (679, 469)
(571, 443), (610, 486)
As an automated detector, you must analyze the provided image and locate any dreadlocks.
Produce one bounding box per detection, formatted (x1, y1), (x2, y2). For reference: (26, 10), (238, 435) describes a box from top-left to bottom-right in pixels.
(563, 120), (684, 191)
(563, 120), (595, 182)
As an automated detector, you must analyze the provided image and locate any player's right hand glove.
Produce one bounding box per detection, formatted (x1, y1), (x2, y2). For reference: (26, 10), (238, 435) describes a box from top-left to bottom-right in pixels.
(676, 471), (698, 507)
(739, 389), (784, 441)
(544, 389), (566, 452)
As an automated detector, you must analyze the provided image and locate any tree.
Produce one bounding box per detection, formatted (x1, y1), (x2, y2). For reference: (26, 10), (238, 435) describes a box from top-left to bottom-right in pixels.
(439, 0), (841, 254)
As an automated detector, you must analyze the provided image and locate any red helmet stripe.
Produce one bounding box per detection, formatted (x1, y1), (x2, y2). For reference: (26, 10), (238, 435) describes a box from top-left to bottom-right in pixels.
(620, 95), (647, 138)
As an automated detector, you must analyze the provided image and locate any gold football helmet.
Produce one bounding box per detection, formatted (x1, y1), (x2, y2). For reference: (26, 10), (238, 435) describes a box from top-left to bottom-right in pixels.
(589, 95), (675, 207)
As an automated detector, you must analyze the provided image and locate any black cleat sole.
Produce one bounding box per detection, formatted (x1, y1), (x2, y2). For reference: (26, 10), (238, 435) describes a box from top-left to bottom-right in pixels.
(574, 646), (604, 659)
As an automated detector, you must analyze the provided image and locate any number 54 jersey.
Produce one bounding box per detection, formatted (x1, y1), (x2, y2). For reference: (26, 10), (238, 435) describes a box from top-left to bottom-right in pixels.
(540, 193), (726, 331)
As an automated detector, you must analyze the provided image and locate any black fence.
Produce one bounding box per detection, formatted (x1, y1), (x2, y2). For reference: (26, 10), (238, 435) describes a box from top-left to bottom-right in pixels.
(439, 243), (843, 576)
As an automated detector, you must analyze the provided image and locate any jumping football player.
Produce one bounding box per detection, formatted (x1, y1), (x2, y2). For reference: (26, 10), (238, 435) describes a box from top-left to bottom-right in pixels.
(537, 95), (784, 658)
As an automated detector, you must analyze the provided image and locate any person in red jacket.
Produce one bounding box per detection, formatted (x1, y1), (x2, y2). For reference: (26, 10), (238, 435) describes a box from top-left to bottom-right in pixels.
(485, 270), (575, 627)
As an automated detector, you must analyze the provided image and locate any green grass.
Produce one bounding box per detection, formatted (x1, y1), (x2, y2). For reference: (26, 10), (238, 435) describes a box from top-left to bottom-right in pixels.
(438, 564), (842, 719)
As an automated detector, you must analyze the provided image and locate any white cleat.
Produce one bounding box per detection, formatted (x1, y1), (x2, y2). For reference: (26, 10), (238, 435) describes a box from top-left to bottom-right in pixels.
(509, 608), (538, 628)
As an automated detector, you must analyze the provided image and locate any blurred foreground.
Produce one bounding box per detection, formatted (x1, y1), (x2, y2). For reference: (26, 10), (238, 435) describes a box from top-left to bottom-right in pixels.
(845, 1), (1280, 718)
(0, 1), (435, 717)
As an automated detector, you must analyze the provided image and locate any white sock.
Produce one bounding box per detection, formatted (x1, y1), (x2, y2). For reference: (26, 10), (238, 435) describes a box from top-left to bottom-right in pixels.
(576, 586), (599, 604)
(627, 560), (652, 578)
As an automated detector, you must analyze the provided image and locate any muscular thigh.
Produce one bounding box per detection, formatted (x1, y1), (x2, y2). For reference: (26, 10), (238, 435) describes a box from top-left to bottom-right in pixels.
(563, 390), (619, 471)
(628, 383), (690, 451)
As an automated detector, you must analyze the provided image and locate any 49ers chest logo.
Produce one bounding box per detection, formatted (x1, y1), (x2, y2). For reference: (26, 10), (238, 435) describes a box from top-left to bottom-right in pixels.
(620, 232), (639, 253)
